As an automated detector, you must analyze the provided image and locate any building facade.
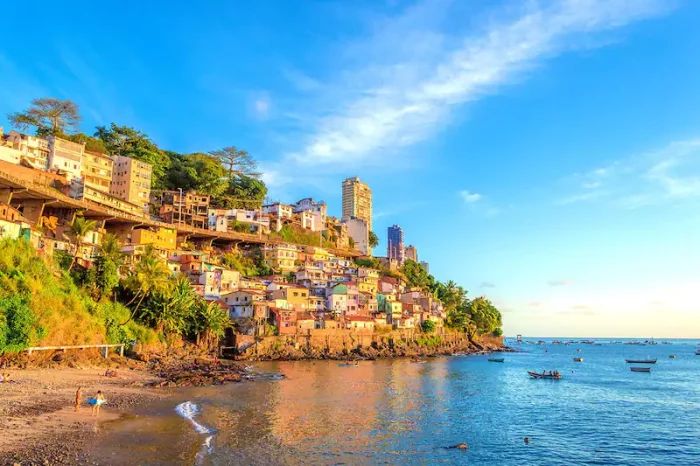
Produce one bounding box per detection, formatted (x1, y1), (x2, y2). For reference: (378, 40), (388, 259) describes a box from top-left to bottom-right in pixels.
(420, 261), (430, 274)
(160, 190), (210, 228)
(110, 156), (152, 211)
(344, 216), (369, 255)
(81, 151), (114, 193)
(404, 244), (418, 262)
(47, 137), (84, 181)
(6, 131), (50, 170)
(341, 177), (372, 232)
(387, 224), (405, 263)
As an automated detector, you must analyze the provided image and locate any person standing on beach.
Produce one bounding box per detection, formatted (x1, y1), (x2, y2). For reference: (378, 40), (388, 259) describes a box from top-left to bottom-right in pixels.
(91, 391), (105, 417)
(75, 386), (82, 412)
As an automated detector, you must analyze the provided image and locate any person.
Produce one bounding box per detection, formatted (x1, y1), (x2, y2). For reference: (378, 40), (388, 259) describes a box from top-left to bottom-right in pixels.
(524, 437), (530, 444)
(75, 387), (82, 412)
(91, 391), (105, 417)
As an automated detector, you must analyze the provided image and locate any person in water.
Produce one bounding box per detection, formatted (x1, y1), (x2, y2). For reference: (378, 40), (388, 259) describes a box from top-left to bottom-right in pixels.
(91, 391), (105, 417)
(75, 386), (82, 412)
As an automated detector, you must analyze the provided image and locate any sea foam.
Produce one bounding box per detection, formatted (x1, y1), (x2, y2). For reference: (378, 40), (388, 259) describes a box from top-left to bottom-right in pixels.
(175, 401), (213, 434)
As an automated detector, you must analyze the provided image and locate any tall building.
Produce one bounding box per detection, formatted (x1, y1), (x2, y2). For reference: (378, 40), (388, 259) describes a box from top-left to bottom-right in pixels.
(420, 261), (430, 274)
(81, 151), (114, 193)
(341, 177), (372, 232)
(110, 156), (153, 212)
(405, 245), (418, 262)
(387, 225), (404, 263)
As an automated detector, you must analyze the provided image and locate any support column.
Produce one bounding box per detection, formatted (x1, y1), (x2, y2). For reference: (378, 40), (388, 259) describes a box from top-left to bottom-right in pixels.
(21, 199), (46, 225)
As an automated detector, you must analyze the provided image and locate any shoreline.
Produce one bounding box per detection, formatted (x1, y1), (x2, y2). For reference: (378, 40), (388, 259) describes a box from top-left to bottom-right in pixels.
(0, 344), (509, 464)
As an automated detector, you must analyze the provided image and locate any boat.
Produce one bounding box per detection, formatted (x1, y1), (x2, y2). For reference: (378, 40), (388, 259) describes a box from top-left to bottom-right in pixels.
(573, 357), (583, 362)
(669, 355), (676, 359)
(695, 350), (700, 356)
(488, 358), (505, 363)
(625, 358), (657, 364)
(338, 362), (359, 367)
(527, 371), (562, 380)
(410, 359), (427, 364)
(630, 367), (651, 373)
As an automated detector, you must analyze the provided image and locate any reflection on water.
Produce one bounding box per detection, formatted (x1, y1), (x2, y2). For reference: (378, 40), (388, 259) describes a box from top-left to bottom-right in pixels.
(90, 343), (700, 465)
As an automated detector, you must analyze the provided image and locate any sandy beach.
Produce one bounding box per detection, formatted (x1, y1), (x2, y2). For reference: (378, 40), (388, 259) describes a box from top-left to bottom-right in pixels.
(0, 366), (168, 465)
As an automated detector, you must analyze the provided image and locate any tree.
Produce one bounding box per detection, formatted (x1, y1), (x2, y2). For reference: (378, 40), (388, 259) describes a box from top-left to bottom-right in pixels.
(177, 153), (228, 197)
(191, 300), (230, 351)
(140, 276), (197, 334)
(68, 217), (97, 271)
(95, 123), (171, 190)
(402, 259), (431, 291)
(421, 320), (435, 333)
(209, 146), (260, 179)
(121, 247), (172, 324)
(214, 175), (268, 209)
(63, 133), (108, 153)
(7, 98), (81, 136)
(368, 231), (379, 249)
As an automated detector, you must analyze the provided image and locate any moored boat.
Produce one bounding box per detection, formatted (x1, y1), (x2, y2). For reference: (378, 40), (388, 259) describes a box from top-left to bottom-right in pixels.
(695, 350), (700, 355)
(630, 367), (651, 373)
(410, 359), (427, 364)
(488, 358), (505, 363)
(573, 357), (583, 362)
(625, 358), (657, 364)
(669, 355), (676, 359)
(527, 371), (562, 380)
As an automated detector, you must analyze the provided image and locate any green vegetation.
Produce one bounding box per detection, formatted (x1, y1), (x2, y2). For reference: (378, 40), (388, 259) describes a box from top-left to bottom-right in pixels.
(6, 98), (267, 208)
(272, 225), (333, 248)
(416, 334), (443, 348)
(421, 320), (435, 333)
(0, 238), (156, 354)
(220, 250), (271, 277)
(368, 231), (379, 249)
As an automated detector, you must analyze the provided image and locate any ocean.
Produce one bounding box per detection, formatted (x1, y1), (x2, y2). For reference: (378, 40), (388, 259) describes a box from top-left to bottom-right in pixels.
(89, 339), (700, 465)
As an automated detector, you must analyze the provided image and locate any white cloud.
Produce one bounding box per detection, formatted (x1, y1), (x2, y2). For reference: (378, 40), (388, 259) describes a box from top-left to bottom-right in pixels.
(460, 190), (482, 204)
(287, 0), (670, 169)
(548, 279), (573, 287)
(559, 139), (700, 208)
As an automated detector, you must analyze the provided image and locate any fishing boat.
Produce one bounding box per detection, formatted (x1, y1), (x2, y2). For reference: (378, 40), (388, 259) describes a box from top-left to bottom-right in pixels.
(488, 358), (505, 363)
(630, 367), (651, 373)
(625, 358), (657, 364)
(410, 359), (427, 364)
(527, 371), (562, 380)
(338, 362), (360, 367)
(573, 357), (583, 362)
(695, 350), (700, 356)
(669, 355), (676, 359)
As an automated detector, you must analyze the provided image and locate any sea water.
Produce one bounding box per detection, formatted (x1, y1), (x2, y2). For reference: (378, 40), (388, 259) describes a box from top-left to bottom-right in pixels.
(92, 339), (700, 465)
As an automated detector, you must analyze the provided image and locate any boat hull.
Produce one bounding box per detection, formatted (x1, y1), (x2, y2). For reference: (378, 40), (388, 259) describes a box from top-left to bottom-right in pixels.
(630, 367), (651, 373)
(527, 371), (562, 380)
(625, 359), (657, 364)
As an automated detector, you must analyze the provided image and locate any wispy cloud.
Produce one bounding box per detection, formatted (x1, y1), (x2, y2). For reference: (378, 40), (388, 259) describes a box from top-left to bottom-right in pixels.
(480, 282), (496, 288)
(548, 279), (573, 287)
(460, 190), (482, 204)
(263, 0), (670, 192)
(559, 139), (700, 208)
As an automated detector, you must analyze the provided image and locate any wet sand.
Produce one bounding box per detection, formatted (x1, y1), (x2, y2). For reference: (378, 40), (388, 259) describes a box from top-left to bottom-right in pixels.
(0, 368), (169, 465)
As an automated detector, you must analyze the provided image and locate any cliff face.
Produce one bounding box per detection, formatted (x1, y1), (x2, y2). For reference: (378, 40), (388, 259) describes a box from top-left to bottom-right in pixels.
(233, 330), (504, 361)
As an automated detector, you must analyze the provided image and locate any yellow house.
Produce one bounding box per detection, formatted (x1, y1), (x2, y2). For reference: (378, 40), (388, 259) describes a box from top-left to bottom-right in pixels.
(263, 244), (298, 272)
(270, 286), (310, 311)
(304, 245), (331, 262)
(132, 227), (177, 251)
(358, 278), (377, 294)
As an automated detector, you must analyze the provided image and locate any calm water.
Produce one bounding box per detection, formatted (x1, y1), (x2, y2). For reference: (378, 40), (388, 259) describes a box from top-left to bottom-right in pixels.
(90, 339), (700, 465)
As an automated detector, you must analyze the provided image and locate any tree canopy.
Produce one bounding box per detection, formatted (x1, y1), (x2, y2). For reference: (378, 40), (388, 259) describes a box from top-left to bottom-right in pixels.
(7, 98), (81, 136)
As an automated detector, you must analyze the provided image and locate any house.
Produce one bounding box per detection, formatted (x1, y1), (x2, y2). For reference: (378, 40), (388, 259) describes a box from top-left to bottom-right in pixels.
(359, 292), (378, 314)
(160, 190), (209, 227)
(110, 155), (152, 212)
(295, 266), (328, 288)
(269, 286), (310, 311)
(358, 277), (378, 294)
(271, 308), (297, 335)
(345, 315), (375, 330)
(293, 197), (327, 228)
(263, 202), (293, 219)
(262, 243), (298, 272)
(318, 315), (339, 329)
(327, 284), (348, 314)
(5, 131), (50, 170)
(296, 312), (316, 331)
(81, 150), (113, 193)
(394, 314), (417, 329)
(223, 290), (266, 318)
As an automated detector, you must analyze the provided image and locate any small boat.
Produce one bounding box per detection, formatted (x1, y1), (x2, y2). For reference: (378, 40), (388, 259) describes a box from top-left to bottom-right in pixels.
(630, 367), (651, 373)
(695, 350), (700, 356)
(338, 362), (359, 367)
(410, 359), (427, 364)
(573, 357), (583, 362)
(625, 359), (657, 364)
(488, 358), (505, 363)
(669, 355), (676, 359)
(527, 371), (562, 380)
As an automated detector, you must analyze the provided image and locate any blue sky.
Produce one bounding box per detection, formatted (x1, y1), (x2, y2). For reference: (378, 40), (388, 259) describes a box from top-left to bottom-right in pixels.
(2, 0), (700, 337)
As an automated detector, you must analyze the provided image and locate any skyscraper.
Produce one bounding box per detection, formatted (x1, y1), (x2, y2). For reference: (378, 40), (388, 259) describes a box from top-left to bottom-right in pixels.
(342, 177), (372, 232)
(387, 225), (405, 263)
(404, 245), (418, 262)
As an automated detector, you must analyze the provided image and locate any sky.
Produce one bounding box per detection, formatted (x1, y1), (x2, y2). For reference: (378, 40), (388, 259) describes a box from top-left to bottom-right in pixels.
(2, 0), (700, 338)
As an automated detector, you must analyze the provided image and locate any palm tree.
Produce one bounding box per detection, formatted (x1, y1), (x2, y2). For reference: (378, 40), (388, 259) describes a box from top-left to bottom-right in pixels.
(68, 217), (97, 271)
(120, 247), (172, 325)
(99, 233), (123, 264)
(193, 300), (231, 351)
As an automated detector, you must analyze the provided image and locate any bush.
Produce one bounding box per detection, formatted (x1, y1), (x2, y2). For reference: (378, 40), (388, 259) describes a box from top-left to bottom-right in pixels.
(0, 295), (42, 354)
(421, 320), (435, 333)
(492, 328), (503, 337)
